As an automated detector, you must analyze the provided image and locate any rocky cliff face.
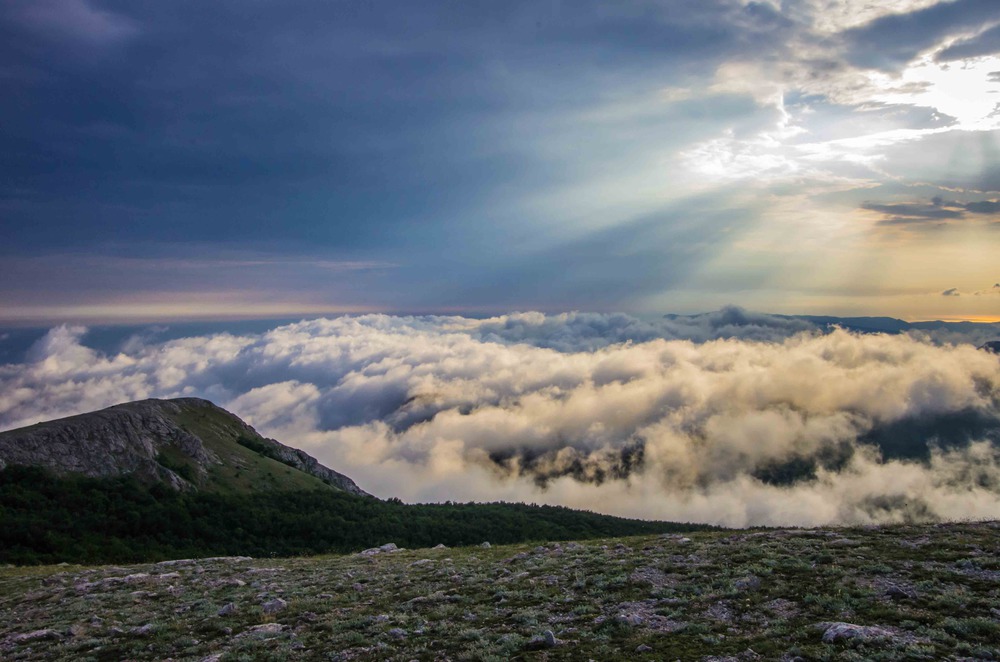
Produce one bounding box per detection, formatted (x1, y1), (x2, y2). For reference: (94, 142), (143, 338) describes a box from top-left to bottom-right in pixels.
(0, 398), (369, 497)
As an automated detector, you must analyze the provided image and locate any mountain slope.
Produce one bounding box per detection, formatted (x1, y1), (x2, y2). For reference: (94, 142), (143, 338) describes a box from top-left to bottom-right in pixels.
(0, 398), (367, 496)
(2, 523), (999, 660)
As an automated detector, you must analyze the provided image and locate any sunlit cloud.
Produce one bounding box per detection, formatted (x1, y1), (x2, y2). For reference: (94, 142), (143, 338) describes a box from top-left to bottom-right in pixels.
(2, 314), (999, 526)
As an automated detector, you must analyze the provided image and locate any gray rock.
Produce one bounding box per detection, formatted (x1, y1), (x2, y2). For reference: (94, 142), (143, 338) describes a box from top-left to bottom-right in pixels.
(379, 543), (399, 552)
(262, 598), (287, 615)
(388, 627), (407, 639)
(480, 542), (491, 548)
(12, 629), (62, 643)
(636, 644), (654, 652)
(218, 602), (238, 616)
(433, 543), (448, 549)
(733, 575), (761, 592)
(239, 623), (284, 638)
(130, 623), (156, 637)
(526, 629), (559, 649)
(820, 622), (896, 644)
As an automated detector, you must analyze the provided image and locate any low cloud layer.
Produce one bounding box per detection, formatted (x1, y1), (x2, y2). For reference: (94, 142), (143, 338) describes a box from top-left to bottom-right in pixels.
(2, 313), (1000, 527)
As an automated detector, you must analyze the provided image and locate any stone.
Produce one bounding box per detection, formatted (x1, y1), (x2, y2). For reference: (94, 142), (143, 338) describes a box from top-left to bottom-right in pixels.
(388, 627), (407, 639)
(526, 629), (559, 649)
(239, 623), (284, 638)
(480, 542), (491, 548)
(379, 543), (399, 553)
(130, 623), (157, 637)
(433, 544), (448, 549)
(262, 598), (287, 615)
(636, 644), (654, 652)
(13, 629), (62, 643)
(218, 602), (238, 616)
(820, 622), (896, 644)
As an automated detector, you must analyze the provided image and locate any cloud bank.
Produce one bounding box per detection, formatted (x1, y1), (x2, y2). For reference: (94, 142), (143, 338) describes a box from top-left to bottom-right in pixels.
(2, 313), (1000, 527)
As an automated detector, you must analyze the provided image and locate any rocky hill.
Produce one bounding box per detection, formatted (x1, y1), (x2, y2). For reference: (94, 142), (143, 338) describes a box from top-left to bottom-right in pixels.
(0, 398), (368, 496)
(1, 522), (999, 660)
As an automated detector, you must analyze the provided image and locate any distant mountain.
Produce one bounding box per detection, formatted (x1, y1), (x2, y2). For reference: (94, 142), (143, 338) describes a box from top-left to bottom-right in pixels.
(0, 398), (368, 496)
(790, 314), (999, 336)
(982, 341), (1000, 354)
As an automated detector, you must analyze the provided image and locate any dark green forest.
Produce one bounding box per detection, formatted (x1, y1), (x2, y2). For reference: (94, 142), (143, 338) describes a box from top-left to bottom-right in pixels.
(0, 466), (713, 565)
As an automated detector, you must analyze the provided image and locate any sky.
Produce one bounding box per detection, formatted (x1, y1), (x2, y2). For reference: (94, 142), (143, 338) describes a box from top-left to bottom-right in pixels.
(2, 2), (1000, 525)
(2, 0), (1000, 323)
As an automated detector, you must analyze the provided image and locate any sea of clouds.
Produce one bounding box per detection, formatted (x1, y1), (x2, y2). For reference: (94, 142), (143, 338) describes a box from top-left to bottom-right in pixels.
(2, 309), (999, 527)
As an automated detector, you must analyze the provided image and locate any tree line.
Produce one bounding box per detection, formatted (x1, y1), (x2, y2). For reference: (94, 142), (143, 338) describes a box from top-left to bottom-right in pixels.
(0, 465), (714, 565)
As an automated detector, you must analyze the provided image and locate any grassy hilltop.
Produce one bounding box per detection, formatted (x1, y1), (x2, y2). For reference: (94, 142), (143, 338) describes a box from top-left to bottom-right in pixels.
(2, 522), (1000, 660)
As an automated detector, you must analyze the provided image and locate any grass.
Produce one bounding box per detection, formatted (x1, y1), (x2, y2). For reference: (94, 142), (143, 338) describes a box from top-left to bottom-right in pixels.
(168, 405), (332, 494)
(1, 521), (999, 660)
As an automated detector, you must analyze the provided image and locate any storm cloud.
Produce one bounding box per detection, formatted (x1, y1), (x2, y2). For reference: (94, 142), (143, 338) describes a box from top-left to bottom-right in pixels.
(2, 313), (999, 527)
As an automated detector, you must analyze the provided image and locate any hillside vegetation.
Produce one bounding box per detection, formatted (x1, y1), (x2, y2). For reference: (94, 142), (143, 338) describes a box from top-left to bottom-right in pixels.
(2, 523), (999, 660)
(0, 466), (708, 565)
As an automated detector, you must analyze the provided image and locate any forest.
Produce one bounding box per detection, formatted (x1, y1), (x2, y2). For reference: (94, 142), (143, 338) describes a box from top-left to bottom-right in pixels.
(0, 465), (713, 565)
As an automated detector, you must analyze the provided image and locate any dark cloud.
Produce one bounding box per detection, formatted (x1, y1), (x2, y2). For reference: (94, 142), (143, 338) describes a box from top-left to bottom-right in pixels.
(843, 0), (1000, 70)
(937, 21), (1000, 60)
(863, 202), (965, 220)
(963, 200), (1000, 214)
(863, 196), (1000, 230)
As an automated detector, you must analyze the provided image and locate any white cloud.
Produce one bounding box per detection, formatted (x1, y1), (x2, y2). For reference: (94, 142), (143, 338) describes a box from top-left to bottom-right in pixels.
(1, 313), (999, 526)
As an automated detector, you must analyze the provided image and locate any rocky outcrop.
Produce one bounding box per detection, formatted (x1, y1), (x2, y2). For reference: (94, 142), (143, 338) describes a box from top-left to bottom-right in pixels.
(981, 340), (1000, 354)
(0, 399), (214, 490)
(0, 398), (368, 496)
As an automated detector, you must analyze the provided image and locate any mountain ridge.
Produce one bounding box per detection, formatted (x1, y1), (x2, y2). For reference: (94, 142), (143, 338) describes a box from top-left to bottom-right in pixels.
(0, 398), (368, 497)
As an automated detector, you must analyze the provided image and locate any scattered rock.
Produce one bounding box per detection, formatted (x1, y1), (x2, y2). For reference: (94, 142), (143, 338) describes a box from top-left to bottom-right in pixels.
(433, 544), (448, 549)
(636, 644), (654, 652)
(218, 602), (238, 616)
(130, 623), (157, 637)
(122, 573), (151, 583)
(526, 629), (559, 649)
(262, 598), (288, 615)
(480, 542), (491, 548)
(733, 575), (761, 592)
(238, 623), (285, 638)
(819, 622), (898, 644)
(12, 629), (62, 644)
(360, 543), (404, 556)
(388, 627), (407, 639)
